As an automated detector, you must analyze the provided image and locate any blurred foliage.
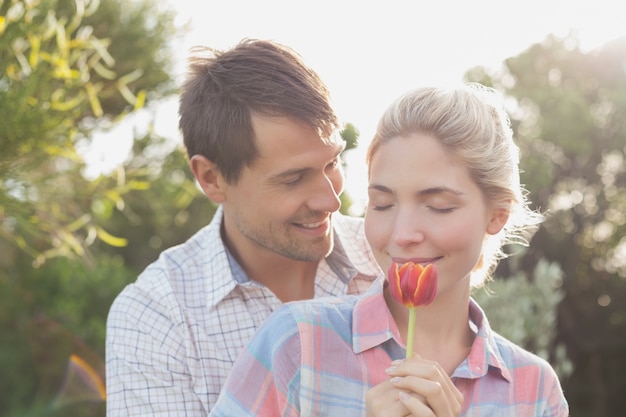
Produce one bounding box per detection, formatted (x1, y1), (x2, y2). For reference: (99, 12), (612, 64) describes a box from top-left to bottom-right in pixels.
(474, 258), (572, 379)
(0, 0), (179, 265)
(339, 122), (359, 215)
(467, 34), (626, 416)
(0, 133), (210, 416)
(341, 122), (359, 153)
(89, 132), (214, 273)
(0, 0), (185, 415)
(0, 252), (131, 417)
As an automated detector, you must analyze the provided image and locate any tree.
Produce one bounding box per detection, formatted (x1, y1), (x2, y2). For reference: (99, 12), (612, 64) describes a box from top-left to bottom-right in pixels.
(339, 122), (360, 214)
(0, 0), (179, 264)
(466, 34), (626, 417)
(90, 131), (213, 273)
(0, 0), (181, 415)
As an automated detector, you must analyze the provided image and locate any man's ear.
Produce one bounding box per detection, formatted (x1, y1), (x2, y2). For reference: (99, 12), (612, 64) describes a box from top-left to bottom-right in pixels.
(189, 155), (227, 203)
(486, 206), (510, 235)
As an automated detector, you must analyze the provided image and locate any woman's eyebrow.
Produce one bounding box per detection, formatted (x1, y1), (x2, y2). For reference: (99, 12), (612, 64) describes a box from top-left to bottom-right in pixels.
(416, 186), (464, 197)
(368, 184), (464, 196)
(368, 183), (393, 194)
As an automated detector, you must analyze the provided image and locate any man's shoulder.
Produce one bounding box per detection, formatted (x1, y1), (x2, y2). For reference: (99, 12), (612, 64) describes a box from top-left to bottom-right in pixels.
(139, 225), (215, 277)
(114, 218), (230, 305)
(146, 206), (228, 274)
(150, 204), (224, 271)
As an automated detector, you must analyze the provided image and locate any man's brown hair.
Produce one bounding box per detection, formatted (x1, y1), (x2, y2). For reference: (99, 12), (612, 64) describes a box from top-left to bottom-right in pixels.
(178, 38), (339, 183)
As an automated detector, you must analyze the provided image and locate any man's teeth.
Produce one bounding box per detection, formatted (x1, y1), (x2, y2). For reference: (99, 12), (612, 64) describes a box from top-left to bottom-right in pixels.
(301, 220), (325, 228)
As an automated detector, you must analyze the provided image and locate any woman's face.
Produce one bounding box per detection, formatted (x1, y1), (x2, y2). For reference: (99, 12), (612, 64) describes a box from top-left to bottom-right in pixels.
(364, 133), (507, 297)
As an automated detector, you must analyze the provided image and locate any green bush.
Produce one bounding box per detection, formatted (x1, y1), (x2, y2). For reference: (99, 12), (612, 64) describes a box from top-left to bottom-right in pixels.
(473, 258), (573, 379)
(0, 253), (134, 417)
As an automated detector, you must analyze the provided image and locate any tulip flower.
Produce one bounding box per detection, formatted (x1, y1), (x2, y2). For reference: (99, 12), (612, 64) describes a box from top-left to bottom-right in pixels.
(388, 262), (438, 358)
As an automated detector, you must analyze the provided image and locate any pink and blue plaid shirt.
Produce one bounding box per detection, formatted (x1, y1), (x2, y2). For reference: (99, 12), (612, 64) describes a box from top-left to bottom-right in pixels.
(210, 278), (569, 417)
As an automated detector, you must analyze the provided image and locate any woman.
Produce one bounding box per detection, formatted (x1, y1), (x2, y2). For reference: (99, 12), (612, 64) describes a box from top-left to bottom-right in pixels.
(209, 84), (569, 417)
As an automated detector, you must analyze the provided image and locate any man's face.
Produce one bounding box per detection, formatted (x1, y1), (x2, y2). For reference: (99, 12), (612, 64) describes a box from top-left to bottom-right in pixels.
(220, 114), (345, 264)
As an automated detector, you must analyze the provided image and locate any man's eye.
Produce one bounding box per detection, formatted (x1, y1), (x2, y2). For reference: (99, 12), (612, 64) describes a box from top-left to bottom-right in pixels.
(285, 177), (303, 186)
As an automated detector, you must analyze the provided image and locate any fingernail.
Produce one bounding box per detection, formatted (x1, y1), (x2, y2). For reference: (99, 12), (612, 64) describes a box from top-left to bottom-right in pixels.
(391, 359), (403, 365)
(390, 377), (403, 385)
(385, 366), (397, 374)
(399, 392), (410, 401)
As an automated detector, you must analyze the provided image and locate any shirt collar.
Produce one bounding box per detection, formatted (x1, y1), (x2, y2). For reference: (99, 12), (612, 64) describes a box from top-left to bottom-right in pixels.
(202, 205), (241, 308)
(352, 277), (401, 354)
(351, 282), (512, 383)
(454, 299), (512, 382)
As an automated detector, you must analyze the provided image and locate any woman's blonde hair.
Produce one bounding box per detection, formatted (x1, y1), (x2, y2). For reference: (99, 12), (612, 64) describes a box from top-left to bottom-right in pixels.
(366, 83), (543, 286)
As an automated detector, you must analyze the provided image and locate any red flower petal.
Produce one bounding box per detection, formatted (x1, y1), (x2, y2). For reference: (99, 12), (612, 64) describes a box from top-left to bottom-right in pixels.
(387, 262), (438, 308)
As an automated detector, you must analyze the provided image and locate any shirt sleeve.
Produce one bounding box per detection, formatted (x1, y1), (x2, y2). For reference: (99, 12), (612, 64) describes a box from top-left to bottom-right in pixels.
(544, 369), (570, 417)
(105, 282), (206, 416)
(210, 305), (302, 417)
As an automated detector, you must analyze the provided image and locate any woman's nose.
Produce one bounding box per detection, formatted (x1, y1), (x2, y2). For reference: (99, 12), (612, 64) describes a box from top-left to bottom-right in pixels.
(391, 207), (425, 246)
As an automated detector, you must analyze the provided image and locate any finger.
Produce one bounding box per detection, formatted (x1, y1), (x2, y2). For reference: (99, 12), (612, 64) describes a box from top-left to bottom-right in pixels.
(398, 391), (437, 417)
(388, 362), (463, 416)
(388, 356), (461, 404)
(367, 380), (413, 417)
(390, 376), (463, 417)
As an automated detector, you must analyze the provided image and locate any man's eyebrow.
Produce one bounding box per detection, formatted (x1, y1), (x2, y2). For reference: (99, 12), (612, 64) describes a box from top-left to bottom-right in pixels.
(269, 167), (311, 182)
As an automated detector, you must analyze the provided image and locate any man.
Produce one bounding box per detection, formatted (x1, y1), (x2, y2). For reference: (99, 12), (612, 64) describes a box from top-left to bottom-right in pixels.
(105, 39), (380, 415)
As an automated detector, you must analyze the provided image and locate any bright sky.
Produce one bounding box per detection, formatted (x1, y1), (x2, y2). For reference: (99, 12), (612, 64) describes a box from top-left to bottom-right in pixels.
(84, 0), (624, 214)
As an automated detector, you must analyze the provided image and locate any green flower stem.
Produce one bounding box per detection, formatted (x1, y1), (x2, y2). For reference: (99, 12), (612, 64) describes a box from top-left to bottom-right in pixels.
(406, 307), (416, 359)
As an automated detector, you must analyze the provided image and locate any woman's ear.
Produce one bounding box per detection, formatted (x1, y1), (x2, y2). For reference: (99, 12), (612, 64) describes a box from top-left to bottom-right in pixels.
(189, 155), (227, 203)
(486, 206), (510, 235)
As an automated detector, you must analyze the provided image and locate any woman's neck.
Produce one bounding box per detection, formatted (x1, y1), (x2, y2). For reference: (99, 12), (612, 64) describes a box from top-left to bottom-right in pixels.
(385, 283), (475, 375)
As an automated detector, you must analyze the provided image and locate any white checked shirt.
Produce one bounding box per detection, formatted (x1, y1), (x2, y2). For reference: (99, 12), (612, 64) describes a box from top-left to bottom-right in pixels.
(105, 205), (380, 416)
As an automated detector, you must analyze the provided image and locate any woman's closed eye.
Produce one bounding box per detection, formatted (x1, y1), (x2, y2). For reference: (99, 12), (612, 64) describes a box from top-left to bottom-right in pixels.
(428, 206), (456, 214)
(371, 204), (394, 211)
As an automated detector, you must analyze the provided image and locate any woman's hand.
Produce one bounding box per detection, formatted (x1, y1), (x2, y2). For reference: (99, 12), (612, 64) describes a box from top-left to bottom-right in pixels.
(366, 355), (463, 417)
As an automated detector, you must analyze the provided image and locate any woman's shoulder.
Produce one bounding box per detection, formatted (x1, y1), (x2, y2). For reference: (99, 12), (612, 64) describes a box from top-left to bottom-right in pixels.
(490, 331), (559, 377)
(471, 299), (560, 378)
